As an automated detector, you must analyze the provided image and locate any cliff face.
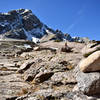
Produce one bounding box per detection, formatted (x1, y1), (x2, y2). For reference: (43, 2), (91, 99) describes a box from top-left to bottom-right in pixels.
(0, 9), (49, 41)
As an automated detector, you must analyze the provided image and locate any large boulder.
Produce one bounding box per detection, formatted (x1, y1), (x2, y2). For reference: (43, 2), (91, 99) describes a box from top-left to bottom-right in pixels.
(79, 51), (100, 72)
(51, 71), (76, 85)
(74, 66), (100, 96)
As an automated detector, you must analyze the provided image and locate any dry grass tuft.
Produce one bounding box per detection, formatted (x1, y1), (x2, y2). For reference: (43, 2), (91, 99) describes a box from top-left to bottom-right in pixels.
(16, 88), (28, 96)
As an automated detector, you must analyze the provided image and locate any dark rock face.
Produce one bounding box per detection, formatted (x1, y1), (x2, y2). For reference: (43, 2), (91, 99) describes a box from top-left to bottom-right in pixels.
(0, 9), (47, 40)
(22, 12), (41, 31)
(4, 29), (27, 39)
(74, 66), (100, 96)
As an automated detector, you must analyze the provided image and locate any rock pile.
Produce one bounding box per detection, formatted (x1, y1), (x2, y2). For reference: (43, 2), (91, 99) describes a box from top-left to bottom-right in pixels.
(75, 47), (100, 96)
(0, 40), (88, 100)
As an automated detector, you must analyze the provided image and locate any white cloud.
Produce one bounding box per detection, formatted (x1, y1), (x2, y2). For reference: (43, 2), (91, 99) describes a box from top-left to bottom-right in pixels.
(66, 23), (75, 32)
(65, 6), (85, 33)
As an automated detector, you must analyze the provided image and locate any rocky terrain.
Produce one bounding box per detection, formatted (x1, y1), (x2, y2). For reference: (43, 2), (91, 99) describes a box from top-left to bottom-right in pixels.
(0, 9), (100, 100)
(0, 39), (99, 100)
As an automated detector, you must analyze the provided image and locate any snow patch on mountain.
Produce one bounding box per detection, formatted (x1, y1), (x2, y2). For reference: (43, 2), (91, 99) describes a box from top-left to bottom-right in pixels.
(0, 9), (90, 43)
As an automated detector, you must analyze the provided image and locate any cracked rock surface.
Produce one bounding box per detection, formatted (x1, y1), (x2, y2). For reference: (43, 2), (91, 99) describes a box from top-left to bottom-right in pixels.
(0, 40), (100, 100)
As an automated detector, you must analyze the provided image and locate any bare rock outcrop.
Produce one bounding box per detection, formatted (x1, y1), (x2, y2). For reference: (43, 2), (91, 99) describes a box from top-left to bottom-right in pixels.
(1, 39), (100, 100)
(17, 59), (35, 73)
(82, 42), (100, 57)
(74, 65), (100, 96)
(79, 51), (100, 72)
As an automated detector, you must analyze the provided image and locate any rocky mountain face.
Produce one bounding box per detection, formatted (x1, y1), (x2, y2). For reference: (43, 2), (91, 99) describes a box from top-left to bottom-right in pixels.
(0, 9), (90, 43)
(0, 9), (50, 41)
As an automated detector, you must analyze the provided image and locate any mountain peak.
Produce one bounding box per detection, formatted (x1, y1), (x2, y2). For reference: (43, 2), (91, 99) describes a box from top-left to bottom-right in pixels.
(0, 9), (48, 41)
(0, 9), (90, 43)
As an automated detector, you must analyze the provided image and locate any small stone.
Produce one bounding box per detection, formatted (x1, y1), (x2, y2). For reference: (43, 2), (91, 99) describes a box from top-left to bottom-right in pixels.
(33, 47), (40, 51)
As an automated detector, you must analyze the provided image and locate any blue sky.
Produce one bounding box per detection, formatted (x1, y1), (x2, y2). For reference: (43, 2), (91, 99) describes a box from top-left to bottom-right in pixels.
(0, 0), (100, 40)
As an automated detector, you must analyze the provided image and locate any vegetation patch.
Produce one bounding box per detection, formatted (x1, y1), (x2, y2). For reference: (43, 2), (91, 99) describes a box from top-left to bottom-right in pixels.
(16, 88), (28, 96)
(54, 39), (62, 42)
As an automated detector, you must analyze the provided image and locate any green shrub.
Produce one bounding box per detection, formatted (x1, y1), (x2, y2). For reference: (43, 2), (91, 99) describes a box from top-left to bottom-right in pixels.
(83, 52), (93, 57)
(96, 47), (100, 50)
(54, 39), (61, 42)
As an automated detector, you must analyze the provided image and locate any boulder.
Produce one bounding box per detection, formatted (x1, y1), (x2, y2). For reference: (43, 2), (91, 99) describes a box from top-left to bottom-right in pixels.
(79, 51), (100, 72)
(34, 71), (54, 83)
(74, 66), (100, 95)
(51, 71), (76, 85)
(17, 59), (35, 73)
(23, 59), (43, 82)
